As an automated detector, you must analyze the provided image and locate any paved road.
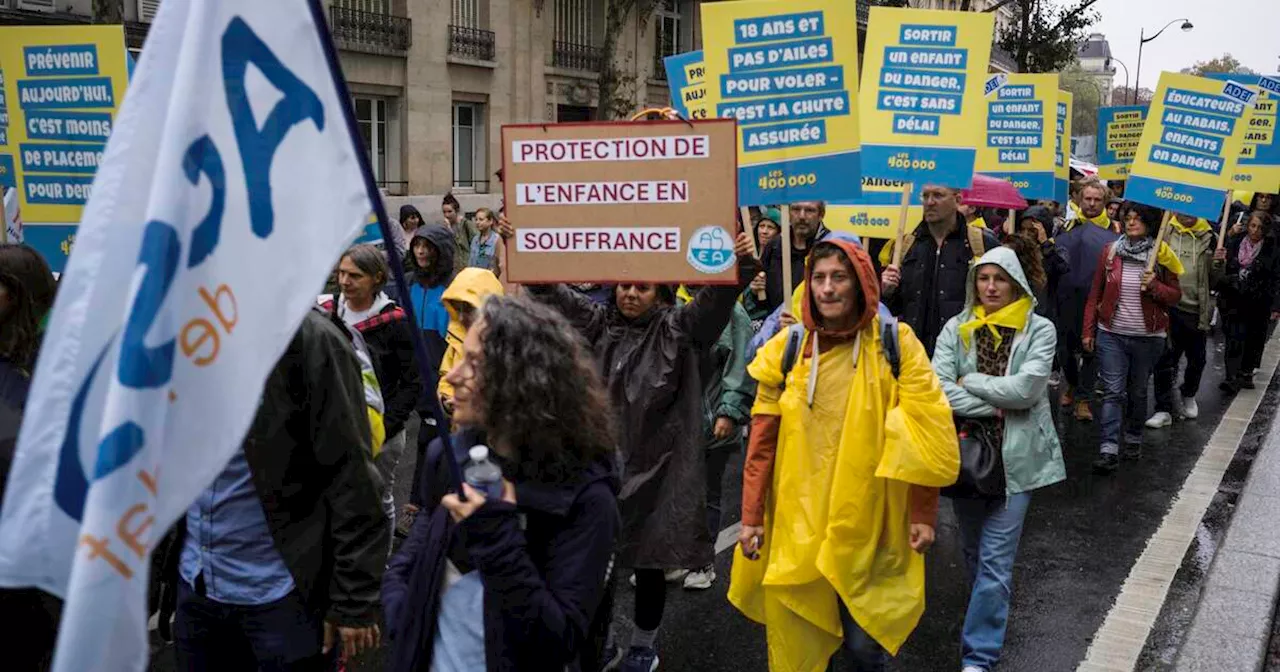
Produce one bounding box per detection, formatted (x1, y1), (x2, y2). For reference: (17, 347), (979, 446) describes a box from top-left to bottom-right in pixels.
(151, 337), (1273, 671)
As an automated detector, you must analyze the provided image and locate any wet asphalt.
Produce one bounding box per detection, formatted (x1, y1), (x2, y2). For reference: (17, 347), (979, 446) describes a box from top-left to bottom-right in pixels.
(150, 335), (1280, 672)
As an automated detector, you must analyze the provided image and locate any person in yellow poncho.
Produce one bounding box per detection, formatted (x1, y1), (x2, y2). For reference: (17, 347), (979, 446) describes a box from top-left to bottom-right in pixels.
(733, 237), (959, 671)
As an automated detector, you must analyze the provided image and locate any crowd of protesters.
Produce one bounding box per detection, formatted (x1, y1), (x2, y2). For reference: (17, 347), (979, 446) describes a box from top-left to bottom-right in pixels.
(2, 182), (1280, 672)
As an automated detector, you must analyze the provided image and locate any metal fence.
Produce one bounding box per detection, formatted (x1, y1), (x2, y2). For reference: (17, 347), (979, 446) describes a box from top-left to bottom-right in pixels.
(329, 6), (412, 55)
(553, 41), (602, 72)
(449, 25), (496, 62)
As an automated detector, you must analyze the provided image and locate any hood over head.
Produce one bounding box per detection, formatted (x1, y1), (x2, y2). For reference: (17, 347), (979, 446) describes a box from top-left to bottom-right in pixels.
(399, 204), (424, 225)
(410, 224), (457, 287)
(1020, 205), (1055, 232)
(442, 268), (504, 327)
(964, 246), (1037, 313)
(802, 236), (880, 338)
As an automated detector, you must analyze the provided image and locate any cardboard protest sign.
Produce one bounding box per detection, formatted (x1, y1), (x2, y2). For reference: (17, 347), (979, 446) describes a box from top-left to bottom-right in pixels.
(1055, 90), (1072, 204)
(976, 73), (1058, 199)
(701, 0), (862, 205)
(859, 7), (994, 189)
(1204, 73), (1280, 193)
(0, 26), (130, 272)
(664, 51), (709, 120)
(1096, 105), (1148, 180)
(1126, 72), (1256, 221)
(827, 178), (922, 240)
(501, 119), (739, 284)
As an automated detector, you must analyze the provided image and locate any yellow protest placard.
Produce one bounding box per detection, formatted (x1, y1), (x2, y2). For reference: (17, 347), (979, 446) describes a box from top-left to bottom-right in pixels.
(1096, 105), (1148, 180)
(859, 7), (994, 189)
(701, 0), (862, 204)
(1204, 74), (1280, 193)
(1127, 72), (1256, 220)
(1054, 90), (1072, 204)
(0, 26), (130, 226)
(976, 73), (1058, 200)
(827, 177), (922, 240)
(664, 52), (709, 120)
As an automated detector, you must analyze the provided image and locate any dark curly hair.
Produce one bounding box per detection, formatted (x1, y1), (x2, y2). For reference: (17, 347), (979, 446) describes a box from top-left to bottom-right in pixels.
(0, 245), (55, 372)
(1003, 233), (1046, 293)
(475, 295), (616, 484)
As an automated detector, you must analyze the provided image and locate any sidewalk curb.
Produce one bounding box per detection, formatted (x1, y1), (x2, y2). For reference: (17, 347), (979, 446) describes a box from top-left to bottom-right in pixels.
(1080, 335), (1280, 672)
(1173, 401), (1280, 671)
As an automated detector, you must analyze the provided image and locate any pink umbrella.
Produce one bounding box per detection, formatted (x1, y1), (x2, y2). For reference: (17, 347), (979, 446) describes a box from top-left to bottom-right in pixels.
(962, 175), (1030, 209)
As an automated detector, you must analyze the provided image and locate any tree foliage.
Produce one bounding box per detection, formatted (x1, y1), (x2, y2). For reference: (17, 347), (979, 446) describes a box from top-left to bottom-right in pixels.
(92, 0), (123, 24)
(996, 0), (1101, 73)
(1182, 53), (1259, 77)
(596, 0), (664, 120)
(1060, 64), (1102, 137)
(1112, 85), (1155, 106)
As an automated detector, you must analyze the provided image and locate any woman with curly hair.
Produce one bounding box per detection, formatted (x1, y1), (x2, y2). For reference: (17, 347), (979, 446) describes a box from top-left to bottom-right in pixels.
(383, 295), (621, 672)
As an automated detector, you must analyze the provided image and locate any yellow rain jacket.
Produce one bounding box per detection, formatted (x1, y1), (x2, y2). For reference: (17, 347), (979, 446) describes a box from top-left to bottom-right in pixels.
(729, 238), (959, 670)
(438, 268), (504, 398)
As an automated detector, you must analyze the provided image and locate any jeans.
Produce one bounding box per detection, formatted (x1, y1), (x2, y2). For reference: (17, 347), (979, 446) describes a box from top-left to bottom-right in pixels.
(1096, 330), (1165, 454)
(826, 599), (889, 671)
(952, 493), (1033, 671)
(1154, 309), (1208, 412)
(174, 580), (334, 672)
(704, 442), (735, 539)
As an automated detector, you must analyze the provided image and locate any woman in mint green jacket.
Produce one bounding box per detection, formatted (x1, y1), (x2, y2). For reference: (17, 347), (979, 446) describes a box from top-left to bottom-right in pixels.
(931, 246), (1066, 672)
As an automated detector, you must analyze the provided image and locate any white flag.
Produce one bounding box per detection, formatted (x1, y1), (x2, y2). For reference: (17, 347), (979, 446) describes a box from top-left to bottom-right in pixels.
(0, 1), (373, 669)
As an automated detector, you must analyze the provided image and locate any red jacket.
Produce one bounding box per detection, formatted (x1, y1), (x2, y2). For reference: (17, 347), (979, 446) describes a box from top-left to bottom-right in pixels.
(1084, 242), (1183, 337)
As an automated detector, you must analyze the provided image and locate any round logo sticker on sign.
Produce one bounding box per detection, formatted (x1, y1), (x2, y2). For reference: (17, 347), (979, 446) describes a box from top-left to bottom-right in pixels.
(687, 225), (735, 274)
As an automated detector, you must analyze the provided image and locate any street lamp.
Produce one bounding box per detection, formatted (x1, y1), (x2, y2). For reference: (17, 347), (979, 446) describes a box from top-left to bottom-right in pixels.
(1134, 19), (1193, 104)
(1105, 56), (1131, 104)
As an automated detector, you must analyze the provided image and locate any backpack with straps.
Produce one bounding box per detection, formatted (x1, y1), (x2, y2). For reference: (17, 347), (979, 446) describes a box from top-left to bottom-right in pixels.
(778, 303), (901, 389)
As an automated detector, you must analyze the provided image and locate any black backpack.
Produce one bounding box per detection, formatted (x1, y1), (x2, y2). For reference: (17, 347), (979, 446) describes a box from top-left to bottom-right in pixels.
(778, 303), (902, 389)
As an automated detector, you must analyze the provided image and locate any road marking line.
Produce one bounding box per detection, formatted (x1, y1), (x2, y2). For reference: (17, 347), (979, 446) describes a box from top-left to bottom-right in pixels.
(1078, 335), (1280, 671)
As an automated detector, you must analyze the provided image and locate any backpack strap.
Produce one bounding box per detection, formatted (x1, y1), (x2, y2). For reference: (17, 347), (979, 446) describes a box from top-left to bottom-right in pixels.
(877, 303), (901, 379)
(778, 323), (806, 390)
(966, 225), (986, 260)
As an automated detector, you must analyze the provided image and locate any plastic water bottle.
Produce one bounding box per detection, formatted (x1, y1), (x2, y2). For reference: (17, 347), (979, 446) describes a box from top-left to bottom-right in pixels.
(464, 445), (504, 500)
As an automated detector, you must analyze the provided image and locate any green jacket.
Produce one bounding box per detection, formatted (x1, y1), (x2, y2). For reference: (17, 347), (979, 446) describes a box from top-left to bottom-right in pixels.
(1166, 224), (1220, 330)
(701, 301), (755, 450)
(931, 247), (1066, 496)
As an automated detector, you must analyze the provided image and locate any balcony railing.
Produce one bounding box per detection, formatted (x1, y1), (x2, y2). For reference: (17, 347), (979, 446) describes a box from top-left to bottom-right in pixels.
(449, 25), (496, 62)
(329, 6), (412, 55)
(652, 52), (670, 81)
(553, 41), (602, 73)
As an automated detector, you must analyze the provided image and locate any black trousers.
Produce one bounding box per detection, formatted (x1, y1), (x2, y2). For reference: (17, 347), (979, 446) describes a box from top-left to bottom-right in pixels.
(1224, 308), (1270, 381)
(174, 581), (334, 672)
(1154, 308), (1208, 412)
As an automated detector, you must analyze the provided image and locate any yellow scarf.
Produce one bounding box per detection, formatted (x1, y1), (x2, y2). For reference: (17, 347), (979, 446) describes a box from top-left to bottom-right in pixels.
(1066, 210), (1112, 232)
(1156, 241), (1187, 275)
(1171, 218), (1212, 235)
(969, 217), (987, 230)
(958, 296), (1033, 349)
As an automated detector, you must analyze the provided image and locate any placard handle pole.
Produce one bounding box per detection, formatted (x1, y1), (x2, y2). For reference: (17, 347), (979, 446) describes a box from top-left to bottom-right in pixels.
(1216, 193), (1233, 252)
(1006, 207), (1015, 237)
(781, 204), (793, 309)
(891, 184), (912, 267)
(1146, 210), (1174, 274)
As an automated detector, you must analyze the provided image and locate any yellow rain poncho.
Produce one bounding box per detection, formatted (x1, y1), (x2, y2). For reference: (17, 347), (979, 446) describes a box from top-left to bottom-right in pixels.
(729, 238), (959, 671)
(438, 268), (504, 398)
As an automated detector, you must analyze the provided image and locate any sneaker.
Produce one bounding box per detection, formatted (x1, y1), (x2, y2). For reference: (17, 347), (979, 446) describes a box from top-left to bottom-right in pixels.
(1241, 375), (1257, 390)
(1060, 389), (1074, 407)
(1121, 443), (1143, 461)
(628, 569), (688, 588)
(1221, 378), (1240, 394)
(618, 646), (659, 672)
(1074, 401), (1094, 422)
(1092, 453), (1119, 474)
(1144, 412), (1173, 429)
(1182, 397), (1199, 420)
(683, 565), (716, 590)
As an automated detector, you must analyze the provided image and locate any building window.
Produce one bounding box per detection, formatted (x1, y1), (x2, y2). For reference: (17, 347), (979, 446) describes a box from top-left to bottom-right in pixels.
(333, 0), (389, 12)
(453, 0), (480, 28)
(453, 102), (487, 191)
(554, 0), (602, 71)
(653, 0), (682, 78)
(354, 96), (388, 184)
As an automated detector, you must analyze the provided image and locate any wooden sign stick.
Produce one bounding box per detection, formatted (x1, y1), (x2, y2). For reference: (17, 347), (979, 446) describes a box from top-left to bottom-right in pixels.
(891, 183), (912, 267)
(781, 204), (793, 308)
(1146, 210), (1174, 274)
(1216, 193), (1233, 252)
(1005, 207), (1015, 237)
(740, 206), (758, 259)
(0, 190), (6, 245)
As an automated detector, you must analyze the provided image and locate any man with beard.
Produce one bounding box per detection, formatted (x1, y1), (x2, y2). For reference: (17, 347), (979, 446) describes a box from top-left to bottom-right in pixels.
(761, 201), (830, 311)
